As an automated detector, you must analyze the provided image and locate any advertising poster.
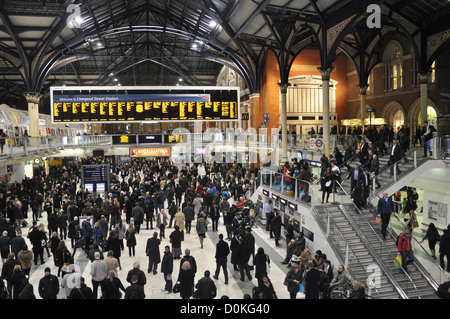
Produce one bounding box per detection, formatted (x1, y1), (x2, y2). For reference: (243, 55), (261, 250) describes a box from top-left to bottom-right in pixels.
(428, 200), (448, 225)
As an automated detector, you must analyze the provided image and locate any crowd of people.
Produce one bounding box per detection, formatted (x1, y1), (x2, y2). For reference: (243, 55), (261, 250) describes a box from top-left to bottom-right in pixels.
(0, 152), (372, 300)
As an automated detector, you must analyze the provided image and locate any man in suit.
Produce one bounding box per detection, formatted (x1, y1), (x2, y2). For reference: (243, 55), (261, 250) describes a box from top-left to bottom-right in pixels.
(343, 143), (354, 171)
(377, 191), (395, 239)
(209, 202), (220, 231)
(361, 168), (371, 208)
(359, 139), (369, 165)
(347, 163), (363, 193)
(389, 138), (402, 177)
(421, 121), (436, 157)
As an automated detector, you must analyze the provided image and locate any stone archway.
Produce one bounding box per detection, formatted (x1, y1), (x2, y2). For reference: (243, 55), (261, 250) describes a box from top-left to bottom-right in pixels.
(408, 98), (438, 131)
(381, 101), (406, 131)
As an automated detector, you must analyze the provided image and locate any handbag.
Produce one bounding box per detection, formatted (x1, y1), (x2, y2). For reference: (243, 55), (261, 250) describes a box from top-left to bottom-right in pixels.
(41, 239), (47, 247)
(265, 255), (270, 273)
(413, 220), (419, 228)
(375, 216), (382, 225)
(172, 282), (180, 293)
(47, 240), (52, 248)
(394, 255), (402, 268)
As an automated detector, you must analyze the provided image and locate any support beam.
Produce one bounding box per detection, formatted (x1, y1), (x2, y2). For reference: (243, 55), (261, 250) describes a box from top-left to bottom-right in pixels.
(419, 72), (430, 124)
(359, 85), (368, 121)
(279, 82), (289, 164)
(319, 67), (334, 157)
(24, 92), (42, 137)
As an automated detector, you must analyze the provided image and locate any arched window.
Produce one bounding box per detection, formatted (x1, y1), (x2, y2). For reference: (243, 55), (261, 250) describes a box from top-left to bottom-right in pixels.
(383, 41), (403, 92)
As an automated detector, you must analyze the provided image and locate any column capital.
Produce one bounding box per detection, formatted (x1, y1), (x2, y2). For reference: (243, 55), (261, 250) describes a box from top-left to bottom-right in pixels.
(24, 92), (43, 103)
(358, 85), (368, 95)
(249, 93), (260, 100)
(277, 82), (290, 93)
(418, 72), (430, 84)
(318, 66), (334, 81)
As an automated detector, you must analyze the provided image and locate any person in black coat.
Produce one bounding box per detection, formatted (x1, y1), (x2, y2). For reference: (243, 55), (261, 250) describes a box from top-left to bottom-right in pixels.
(439, 229), (450, 272)
(236, 236), (252, 282)
(270, 211), (283, 248)
(28, 224), (46, 265)
(209, 202), (220, 231)
(389, 138), (403, 177)
(145, 232), (161, 274)
(68, 277), (94, 299)
(359, 139), (369, 165)
(253, 247), (270, 286)
(102, 271), (126, 299)
(105, 230), (121, 270)
(284, 264), (302, 299)
(347, 163), (363, 194)
(38, 267), (59, 299)
(213, 234), (229, 284)
(161, 246), (173, 293)
(178, 260), (195, 299)
(304, 262), (320, 299)
(124, 274), (146, 299)
(421, 121), (436, 157)
(259, 275), (277, 299)
(195, 270), (217, 299)
(230, 231), (240, 271)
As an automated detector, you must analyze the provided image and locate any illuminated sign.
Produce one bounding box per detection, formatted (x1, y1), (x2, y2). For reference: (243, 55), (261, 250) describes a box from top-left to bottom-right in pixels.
(51, 86), (239, 123)
(130, 147), (171, 157)
(112, 135), (137, 145)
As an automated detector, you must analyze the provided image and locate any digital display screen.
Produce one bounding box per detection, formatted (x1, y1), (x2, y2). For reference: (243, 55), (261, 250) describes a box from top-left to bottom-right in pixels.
(130, 147), (171, 157)
(51, 86), (239, 123)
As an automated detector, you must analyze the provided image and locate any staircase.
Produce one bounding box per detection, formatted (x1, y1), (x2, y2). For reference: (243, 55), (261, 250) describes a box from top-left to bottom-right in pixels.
(342, 203), (438, 299)
(313, 203), (401, 299)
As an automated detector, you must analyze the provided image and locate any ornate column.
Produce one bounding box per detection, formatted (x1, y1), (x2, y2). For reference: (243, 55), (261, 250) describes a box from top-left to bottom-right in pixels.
(418, 72), (430, 124)
(279, 82), (289, 163)
(24, 92), (42, 137)
(359, 85), (368, 121)
(319, 67), (334, 157)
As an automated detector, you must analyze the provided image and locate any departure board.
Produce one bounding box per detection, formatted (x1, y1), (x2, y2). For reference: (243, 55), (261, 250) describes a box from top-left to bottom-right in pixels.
(51, 86), (240, 123)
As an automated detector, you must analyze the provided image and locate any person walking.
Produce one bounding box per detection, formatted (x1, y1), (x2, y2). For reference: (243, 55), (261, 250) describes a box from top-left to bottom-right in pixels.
(126, 262), (147, 288)
(439, 228), (450, 272)
(125, 224), (137, 257)
(236, 236), (252, 282)
(421, 121), (436, 157)
(397, 226), (415, 272)
(161, 245), (173, 294)
(270, 210), (283, 248)
(284, 263), (302, 299)
(156, 209), (168, 240)
(90, 252), (106, 299)
(105, 230), (122, 270)
(102, 270), (126, 299)
(253, 247), (270, 286)
(303, 262), (320, 299)
(421, 223), (440, 260)
(196, 211), (208, 249)
(178, 260), (195, 299)
(195, 270), (217, 299)
(145, 231), (161, 275)
(124, 274), (145, 299)
(169, 225), (183, 259)
(213, 233), (229, 285)
(17, 245), (33, 278)
(377, 191), (395, 240)
(183, 202), (195, 234)
(173, 207), (185, 241)
(38, 267), (59, 299)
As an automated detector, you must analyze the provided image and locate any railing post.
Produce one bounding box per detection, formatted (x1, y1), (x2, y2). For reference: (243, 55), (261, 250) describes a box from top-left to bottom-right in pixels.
(414, 150), (417, 168)
(326, 215), (330, 238)
(294, 179), (298, 200)
(394, 161), (397, 182)
(344, 243), (349, 270)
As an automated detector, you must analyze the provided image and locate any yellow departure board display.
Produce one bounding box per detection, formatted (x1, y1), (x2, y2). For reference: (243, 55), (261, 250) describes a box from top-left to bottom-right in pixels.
(51, 87), (239, 123)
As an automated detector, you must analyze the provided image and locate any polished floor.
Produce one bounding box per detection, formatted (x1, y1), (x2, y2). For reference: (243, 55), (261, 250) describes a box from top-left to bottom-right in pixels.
(7, 199), (299, 300)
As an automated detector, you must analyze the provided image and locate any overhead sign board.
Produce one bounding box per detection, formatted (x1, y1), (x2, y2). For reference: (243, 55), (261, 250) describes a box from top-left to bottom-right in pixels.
(130, 147), (171, 157)
(50, 86), (239, 123)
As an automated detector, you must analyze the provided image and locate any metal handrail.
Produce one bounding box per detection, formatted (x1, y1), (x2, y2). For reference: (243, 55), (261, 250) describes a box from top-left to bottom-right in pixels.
(334, 180), (421, 298)
(381, 201), (450, 288)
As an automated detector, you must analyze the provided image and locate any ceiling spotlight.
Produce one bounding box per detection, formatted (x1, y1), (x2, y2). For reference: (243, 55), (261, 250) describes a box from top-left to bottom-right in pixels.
(113, 78), (118, 81)
(109, 72), (114, 76)
(209, 20), (217, 27)
(191, 43), (198, 48)
(178, 78), (183, 82)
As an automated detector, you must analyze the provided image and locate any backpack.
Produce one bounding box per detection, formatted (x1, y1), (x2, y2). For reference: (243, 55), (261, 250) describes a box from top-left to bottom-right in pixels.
(293, 168), (300, 178)
(128, 288), (139, 299)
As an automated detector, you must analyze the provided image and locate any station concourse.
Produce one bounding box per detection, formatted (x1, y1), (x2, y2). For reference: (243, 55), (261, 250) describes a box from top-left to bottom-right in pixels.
(0, 0), (450, 303)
